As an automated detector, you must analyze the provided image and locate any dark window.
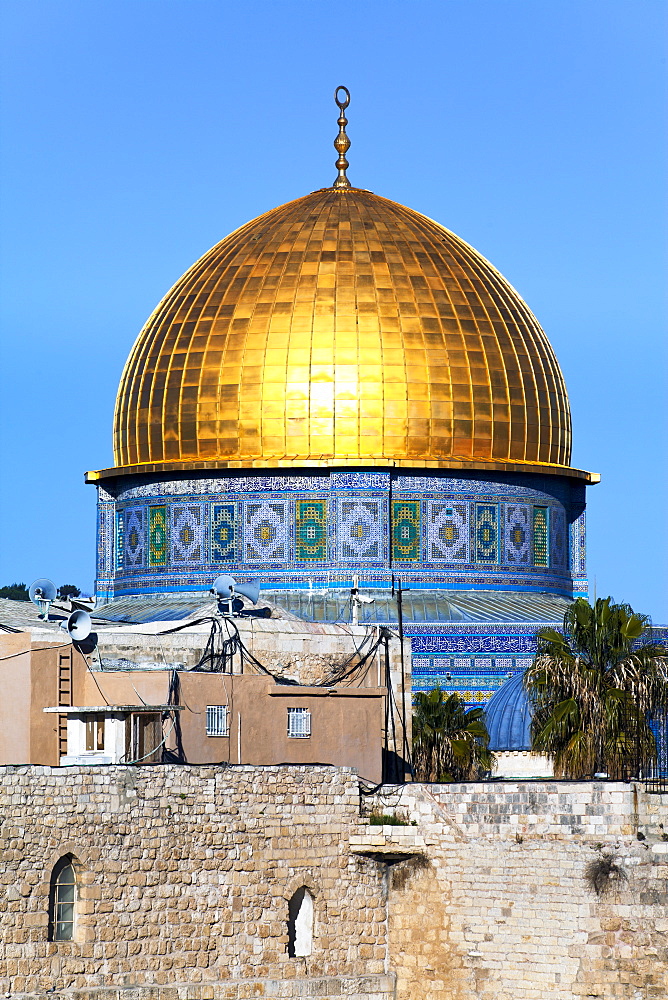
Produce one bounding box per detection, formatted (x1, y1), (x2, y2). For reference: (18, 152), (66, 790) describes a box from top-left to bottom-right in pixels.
(126, 712), (162, 763)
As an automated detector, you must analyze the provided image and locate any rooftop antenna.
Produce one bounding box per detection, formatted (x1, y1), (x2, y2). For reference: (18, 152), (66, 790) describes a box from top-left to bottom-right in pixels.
(29, 578), (57, 621)
(210, 575), (260, 617)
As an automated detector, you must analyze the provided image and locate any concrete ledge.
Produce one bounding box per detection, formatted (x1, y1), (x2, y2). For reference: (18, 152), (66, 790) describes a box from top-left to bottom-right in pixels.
(351, 827), (426, 858)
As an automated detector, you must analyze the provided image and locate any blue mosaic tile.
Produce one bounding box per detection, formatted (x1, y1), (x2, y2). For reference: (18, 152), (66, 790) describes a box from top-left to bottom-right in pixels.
(428, 501), (469, 561)
(391, 500), (421, 561)
(172, 504), (205, 564)
(244, 500), (291, 563)
(211, 503), (236, 562)
(115, 509), (124, 571)
(571, 510), (587, 576)
(504, 504), (531, 565)
(473, 504), (499, 563)
(296, 499), (327, 562)
(550, 505), (567, 570)
(338, 498), (384, 562)
(97, 469), (587, 605)
(124, 507), (145, 569)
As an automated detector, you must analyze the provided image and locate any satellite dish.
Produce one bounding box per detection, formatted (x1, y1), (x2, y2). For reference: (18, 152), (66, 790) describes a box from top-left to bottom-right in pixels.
(29, 578), (57, 620)
(211, 575), (235, 600)
(234, 579), (260, 605)
(60, 609), (92, 642)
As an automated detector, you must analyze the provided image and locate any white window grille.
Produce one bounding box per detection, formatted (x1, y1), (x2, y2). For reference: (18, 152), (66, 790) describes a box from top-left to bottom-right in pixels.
(287, 707), (311, 738)
(206, 705), (229, 737)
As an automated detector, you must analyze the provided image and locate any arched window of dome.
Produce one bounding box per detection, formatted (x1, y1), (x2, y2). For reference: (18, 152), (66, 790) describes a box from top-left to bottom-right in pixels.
(48, 854), (78, 941)
(287, 886), (314, 957)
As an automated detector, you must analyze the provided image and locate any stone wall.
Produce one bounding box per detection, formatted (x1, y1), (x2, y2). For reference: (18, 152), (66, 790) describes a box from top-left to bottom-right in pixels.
(0, 765), (391, 999)
(362, 781), (668, 1000)
(4, 767), (668, 1000)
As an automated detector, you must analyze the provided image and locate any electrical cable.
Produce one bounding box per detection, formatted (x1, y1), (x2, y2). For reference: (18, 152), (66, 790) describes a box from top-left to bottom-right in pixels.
(75, 643), (110, 706)
(162, 669), (186, 764)
(0, 641), (72, 661)
(122, 717), (177, 765)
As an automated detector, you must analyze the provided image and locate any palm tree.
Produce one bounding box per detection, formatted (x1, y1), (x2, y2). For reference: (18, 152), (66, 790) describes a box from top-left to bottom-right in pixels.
(412, 688), (494, 782)
(524, 597), (668, 779)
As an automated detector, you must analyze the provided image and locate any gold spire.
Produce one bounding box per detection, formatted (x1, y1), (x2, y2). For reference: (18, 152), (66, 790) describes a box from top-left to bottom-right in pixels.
(332, 86), (351, 189)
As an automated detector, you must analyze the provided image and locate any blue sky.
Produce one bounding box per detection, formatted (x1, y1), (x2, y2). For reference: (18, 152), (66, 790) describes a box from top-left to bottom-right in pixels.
(0, 0), (666, 619)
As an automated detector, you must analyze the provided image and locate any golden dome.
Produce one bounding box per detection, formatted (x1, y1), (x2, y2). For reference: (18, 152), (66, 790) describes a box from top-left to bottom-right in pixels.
(96, 185), (593, 482)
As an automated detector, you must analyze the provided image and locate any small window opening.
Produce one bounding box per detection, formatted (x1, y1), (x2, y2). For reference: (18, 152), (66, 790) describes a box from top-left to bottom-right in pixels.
(287, 707), (311, 739)
(48, 855), (77, 941)
(206, 705), (229, 736)
(85, 715), (105, 751)
(287, 886), (313, 957)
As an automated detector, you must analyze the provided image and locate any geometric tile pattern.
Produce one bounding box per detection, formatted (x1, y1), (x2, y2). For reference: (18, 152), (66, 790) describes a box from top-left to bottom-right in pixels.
(124, 507), (145, 568)
(211, 503), (236, 562)
(550, 505), (567, 570)
(571, 510), (587, 576)
(428, 501), (468, 561)
(339, 499), (383, 561)
(391, 500), (420, 561)
(296, 500), (327, 562)
(244, 500), (289, 562)
(474, 504), (498, 563)
(148, 506), (167, 567)
(99, 471), (587, 602)
(115, 509), (125, 571)
(172, 504), (205, 564)
(533, 506), (549, 567)
(504, 504), (531, 564)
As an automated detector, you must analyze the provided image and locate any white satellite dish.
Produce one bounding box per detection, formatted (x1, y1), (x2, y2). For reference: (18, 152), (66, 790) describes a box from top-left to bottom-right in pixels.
(210, 575), (260, 614)
(29, 578), (57, 621)
(60, 609), (92, 642)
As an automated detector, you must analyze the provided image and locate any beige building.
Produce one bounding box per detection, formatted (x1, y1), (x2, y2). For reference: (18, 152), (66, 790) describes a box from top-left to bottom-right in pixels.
(0, 598), (410, 784)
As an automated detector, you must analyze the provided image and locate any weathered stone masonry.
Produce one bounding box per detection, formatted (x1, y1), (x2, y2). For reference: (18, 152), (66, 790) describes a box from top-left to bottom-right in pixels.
(0, 765), (391, 999)
(2, 768), (668, 1000)
(364, 782), (668, 1000)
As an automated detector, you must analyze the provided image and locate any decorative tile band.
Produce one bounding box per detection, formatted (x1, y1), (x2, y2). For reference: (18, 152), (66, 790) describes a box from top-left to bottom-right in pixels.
(391, 500), (420, 562)
(148, 506), (167, 567)
(533, 506), (549, 568)
(296, 500), (327, 561)
(97, 470), (587, 597)
(211, 502), (236, 563)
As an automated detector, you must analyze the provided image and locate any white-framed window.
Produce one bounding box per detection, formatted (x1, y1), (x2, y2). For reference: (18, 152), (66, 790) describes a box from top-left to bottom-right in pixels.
(206, 705), (229, 737)
(49, 855), (77, 942)
(287, 707), (311, 739)
(85, 715), (105, 751)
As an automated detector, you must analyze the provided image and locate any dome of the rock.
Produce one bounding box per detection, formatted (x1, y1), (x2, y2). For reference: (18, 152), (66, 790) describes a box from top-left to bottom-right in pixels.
(88, 88), (597, 718)
(107, 186), (576, 479)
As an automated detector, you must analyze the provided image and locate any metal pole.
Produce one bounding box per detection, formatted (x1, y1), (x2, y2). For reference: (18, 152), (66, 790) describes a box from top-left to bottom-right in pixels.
(395, 580), (412, 782)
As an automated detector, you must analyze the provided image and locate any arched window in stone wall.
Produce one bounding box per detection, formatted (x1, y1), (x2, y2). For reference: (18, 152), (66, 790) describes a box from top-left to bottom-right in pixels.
(48, 855), (78, 941)
(287, 886), (314, 957)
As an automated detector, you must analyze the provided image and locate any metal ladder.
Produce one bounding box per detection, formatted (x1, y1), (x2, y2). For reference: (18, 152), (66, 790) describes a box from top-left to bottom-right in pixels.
(58, 650), (72, 758)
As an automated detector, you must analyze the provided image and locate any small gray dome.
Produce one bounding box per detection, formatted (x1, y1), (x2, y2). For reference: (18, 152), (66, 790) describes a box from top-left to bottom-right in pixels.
(485, 671), (533, 751)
